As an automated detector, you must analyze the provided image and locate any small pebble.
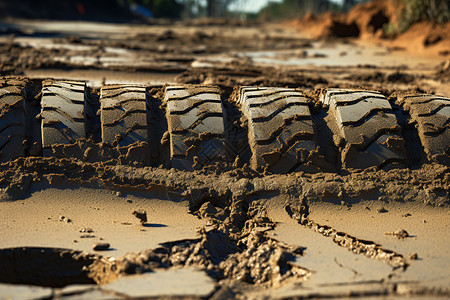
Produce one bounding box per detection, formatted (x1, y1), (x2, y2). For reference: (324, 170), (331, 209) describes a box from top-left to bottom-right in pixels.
(408, 252), (418, 260)
(115, 191), (122, 197)
(79, 227), (94, 233)
(92, 242), (110, 251)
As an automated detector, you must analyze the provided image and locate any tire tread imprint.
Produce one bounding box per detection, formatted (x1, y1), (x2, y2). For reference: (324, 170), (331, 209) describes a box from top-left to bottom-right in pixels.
(321, 88), (407, 169)
(239, 86), (316, 173)
(400, 94), (450, 163)
(100, 84), (148, 146)
(41, 80), (86, 153)
(0, 77), (27, 162)
(164, 85), (226, 171)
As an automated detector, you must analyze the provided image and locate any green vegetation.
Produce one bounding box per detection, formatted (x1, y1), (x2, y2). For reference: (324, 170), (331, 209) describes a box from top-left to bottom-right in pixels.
(386, 0), (450, 34)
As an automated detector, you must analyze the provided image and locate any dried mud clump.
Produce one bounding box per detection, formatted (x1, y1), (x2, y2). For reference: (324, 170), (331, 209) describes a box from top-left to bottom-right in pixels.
(47, 139), (153, 167)
(88, 201), (309, 288)
(132, 210), (148, 225)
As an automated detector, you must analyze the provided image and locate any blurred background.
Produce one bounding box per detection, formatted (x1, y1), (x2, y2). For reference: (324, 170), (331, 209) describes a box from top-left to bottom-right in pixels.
(0, 0), (380, 21)
(0, 0), (448, 88)
(0, 0), (448, 34)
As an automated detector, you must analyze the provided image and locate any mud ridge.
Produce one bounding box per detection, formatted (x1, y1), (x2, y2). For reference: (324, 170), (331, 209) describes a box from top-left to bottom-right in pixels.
(285, 198), (407, 269)
(0, 156), (448, 206)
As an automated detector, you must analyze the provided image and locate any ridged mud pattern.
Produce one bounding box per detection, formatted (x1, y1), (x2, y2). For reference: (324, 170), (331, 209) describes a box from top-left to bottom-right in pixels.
(238, 87), (317, 173)
(0, 77), (27, 162)
(0, 77), (449, 172)
(285, 200), (407, 269)
(41, 80), (86, 156)
(321, 89), (407, 170)
(399, 94), (450, 165)
(100, 85), (148, 147)
(164, 85), (226, 171)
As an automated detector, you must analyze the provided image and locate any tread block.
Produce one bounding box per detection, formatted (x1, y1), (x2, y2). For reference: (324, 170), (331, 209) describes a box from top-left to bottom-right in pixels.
(238, 87), (316, 173)
(0, 77), (27, 162)
(321, 89), (406, 169)
(100, 85), (148, 147)
(41, 80), (86, 155)
(400, 94), (450, 164)
(164, 85), (226, 171)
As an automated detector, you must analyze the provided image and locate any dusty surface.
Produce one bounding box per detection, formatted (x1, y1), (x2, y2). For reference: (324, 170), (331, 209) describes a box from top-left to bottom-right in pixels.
(0, 186), (205, 257)
(0, 11), (449, 300)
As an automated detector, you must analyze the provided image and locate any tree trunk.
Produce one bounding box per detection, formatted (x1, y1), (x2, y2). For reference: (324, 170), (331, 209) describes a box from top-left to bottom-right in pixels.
(207, 0), (215, 17)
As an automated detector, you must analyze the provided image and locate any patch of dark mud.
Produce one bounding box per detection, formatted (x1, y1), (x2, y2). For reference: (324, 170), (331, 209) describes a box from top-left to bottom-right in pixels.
(221, 86), (253, 166)
(147, 86), (169, 167)
(0, 247), (99, 287)
(388, 93), (428, 167)
(328, 21), (360, 38)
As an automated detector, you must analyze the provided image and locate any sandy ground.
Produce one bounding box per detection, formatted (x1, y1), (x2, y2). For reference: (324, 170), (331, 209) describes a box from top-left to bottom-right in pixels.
(0, 17), (449, 299)
(1, 187), (449, 298)
(1, 186), (205, 257)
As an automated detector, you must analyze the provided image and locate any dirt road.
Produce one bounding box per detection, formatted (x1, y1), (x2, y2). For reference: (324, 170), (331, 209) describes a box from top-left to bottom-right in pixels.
(0, 19), (449, 299)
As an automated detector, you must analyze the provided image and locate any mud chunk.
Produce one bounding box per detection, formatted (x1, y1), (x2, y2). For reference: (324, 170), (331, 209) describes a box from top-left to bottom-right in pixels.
(93, 242), (111, 251)
(384, 229), (409, 239)
(377, 207), (388, 213)
(59, 216), (71, 223)
(132, 210), (147, 225)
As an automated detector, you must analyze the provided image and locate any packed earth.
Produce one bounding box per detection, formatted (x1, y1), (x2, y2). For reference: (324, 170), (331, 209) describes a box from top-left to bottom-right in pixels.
(0, 1), (449, 299)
